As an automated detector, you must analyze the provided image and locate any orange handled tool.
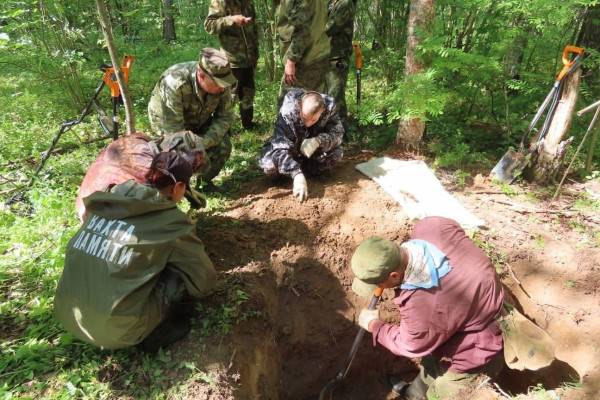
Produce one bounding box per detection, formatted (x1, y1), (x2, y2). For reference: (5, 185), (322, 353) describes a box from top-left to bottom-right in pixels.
(100, 55), (134, 139)
(556, 45), (584, 82)
(102, 55), (135, 99)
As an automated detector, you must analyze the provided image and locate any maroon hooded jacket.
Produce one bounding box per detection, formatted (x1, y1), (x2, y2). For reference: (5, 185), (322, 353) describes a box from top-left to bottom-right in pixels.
(370, 217), (504, 372)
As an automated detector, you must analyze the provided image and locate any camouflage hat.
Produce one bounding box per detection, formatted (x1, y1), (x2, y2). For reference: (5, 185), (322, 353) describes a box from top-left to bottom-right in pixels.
(351, 237), (402, 297)
(198, 48), (236, 88)
(159, 131), (206, 172)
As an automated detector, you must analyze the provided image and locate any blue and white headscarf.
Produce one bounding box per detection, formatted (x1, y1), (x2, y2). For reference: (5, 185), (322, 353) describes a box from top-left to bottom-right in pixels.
(400, 239), (452, 290)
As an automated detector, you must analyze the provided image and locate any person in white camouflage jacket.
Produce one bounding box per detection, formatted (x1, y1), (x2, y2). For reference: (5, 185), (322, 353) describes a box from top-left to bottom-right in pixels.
(258, 88), (344, 202)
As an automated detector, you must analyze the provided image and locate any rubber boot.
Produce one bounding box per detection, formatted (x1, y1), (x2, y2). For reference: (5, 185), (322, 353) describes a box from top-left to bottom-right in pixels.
(140, 317), (191, 353)
(240, 107), (254, 130)
(388, 375), (428, 400)
(184, 188), (206, 209)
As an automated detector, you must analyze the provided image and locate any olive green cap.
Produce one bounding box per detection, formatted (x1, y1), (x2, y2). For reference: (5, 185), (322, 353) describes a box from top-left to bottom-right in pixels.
(198, 48), (236, 88)
(351, 236), (401, 297)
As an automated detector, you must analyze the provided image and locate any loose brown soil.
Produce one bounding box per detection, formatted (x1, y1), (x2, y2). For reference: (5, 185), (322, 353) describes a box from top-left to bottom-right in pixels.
(170, 153), (600, 400)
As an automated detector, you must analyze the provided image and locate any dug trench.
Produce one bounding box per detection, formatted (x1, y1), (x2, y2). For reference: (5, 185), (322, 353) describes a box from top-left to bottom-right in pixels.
(174, 155), (591, 399)
(194, 155), (416, 400)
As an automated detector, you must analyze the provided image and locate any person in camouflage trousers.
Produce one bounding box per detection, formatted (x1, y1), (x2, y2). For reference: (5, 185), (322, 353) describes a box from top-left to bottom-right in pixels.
(259, 89), (344, 202)
(275, 0), (331, 104)
(148, 48), (236, 188)
(204, 0), (259, 129)
(325, 0), (356, 122)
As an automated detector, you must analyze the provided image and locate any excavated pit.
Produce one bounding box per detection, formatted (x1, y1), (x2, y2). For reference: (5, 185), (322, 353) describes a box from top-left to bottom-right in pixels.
(197, 156), (417, 399)
(190, 156), (586, 399)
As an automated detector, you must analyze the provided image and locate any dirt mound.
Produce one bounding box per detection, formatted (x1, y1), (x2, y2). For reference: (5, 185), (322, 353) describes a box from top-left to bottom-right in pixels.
(198, 157), (414, 399)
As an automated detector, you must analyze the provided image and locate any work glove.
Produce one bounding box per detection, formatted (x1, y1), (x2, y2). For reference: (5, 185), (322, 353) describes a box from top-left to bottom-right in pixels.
(300, 137), (321, 158)
(292, 173), (308, 202)
(358, 308), (380, 332)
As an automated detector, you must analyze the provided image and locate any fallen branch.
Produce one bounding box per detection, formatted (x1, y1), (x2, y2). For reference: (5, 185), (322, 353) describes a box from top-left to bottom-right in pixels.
(467, 190), (506, 195)
(487, 198), (573, 215)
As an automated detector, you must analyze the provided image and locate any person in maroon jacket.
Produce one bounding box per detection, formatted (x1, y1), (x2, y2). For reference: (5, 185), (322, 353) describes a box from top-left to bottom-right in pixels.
(351, 216), (505, 400)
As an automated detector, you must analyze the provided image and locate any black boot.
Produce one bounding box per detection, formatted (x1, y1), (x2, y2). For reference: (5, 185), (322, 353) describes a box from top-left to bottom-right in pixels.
(388, 375), (428, 400)
(240, 107), (254, 130)
(140, 317), (191, 353)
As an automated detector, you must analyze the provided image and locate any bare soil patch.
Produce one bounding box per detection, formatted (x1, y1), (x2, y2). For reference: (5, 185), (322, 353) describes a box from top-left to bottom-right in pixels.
(172, 154), (599, 399)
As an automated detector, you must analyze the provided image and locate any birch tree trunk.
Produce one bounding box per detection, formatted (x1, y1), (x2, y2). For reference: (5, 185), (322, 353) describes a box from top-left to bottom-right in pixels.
(162, 0), (177, 42)
(396, 0), (435, 148)
(95, 0), (135, 135)
(530, 69), (582, 183)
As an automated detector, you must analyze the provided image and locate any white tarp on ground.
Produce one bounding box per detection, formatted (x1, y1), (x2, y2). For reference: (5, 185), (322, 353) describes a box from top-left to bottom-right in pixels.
(355, 157), (485, 229)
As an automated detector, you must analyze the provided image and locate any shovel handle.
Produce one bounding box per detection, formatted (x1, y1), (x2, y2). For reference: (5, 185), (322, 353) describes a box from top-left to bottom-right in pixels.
(556, 45), (584, 82)
(353, 41), (363, 70)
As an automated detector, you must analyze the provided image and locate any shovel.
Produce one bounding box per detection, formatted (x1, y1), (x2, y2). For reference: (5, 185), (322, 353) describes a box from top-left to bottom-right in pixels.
(318, 287), (383, 400)
(491, 45), (584, 183)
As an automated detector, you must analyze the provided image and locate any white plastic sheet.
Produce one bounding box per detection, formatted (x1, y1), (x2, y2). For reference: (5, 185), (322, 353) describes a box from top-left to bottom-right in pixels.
(356, 157), (485, 229)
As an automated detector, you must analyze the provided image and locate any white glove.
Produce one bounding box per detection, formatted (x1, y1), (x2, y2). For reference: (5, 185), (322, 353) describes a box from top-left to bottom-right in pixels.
(358, 308), (380, 332)
(292, 173), (308, 202)
(300, 137), (321, 158)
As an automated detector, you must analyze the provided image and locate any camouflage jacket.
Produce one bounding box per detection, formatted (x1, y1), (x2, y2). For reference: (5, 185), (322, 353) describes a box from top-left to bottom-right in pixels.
(267, 88), (344, 177)
(147, 62), (233, 149)
(326, 0), (356, 60)
(275, 0), (330, 66)
(204, 0), (259, 68)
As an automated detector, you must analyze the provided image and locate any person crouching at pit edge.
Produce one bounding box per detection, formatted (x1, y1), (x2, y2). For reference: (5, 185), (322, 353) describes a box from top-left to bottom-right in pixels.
(352, 217), (505, 399)
(54, 151), (216, 353)
(258, 88), (344, 202)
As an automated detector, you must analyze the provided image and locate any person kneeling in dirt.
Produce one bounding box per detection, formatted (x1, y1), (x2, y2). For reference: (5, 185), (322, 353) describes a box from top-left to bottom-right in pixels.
(258, 88), (344, 202)
(75, 131), (207, 221)
(148, 48), (236, 191)
(351, 216), (554, 400)
(55, 151), (216, 352)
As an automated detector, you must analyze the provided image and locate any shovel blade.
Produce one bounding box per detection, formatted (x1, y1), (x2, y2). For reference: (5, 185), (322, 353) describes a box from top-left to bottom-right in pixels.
(490, 149), (529, 183)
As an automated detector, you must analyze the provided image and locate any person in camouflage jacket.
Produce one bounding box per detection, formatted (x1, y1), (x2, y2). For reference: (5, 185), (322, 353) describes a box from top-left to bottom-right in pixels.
(325, 0), (356, 122)
(204, 0), (259, 129)
(275, 0), (331, 104)
(259, 89), (344, 202)
(148, 48), (236, 187)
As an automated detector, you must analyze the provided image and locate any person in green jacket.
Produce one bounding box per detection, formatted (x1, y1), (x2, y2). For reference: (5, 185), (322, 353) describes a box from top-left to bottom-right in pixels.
(275, 0), (331, 104)
(204, 0), (259, 129)
(325, 0), (356, 123)
(54, 151), (217, 352)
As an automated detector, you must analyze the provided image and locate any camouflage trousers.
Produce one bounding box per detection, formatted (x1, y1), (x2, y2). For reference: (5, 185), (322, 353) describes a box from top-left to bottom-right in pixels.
(232, 67), (255, 128)
(259, 146), (343, 178)
(420, 353), (504, 399)
(231, 67), (255, 112)
(325, 57), (350, 120)
(278, 58), (329, 106)
(197, 133), (232, 182)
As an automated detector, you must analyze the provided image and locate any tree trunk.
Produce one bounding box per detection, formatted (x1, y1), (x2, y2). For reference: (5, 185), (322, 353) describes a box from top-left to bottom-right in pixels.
(396, 0), (435, 148)
(530, 69), (582, 183)
(95, 0), (136, 135)
(162, 0), (176, 42)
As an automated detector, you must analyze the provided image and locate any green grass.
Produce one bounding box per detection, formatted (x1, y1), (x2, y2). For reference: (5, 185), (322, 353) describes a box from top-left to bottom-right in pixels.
(0, 25), (277, 397)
